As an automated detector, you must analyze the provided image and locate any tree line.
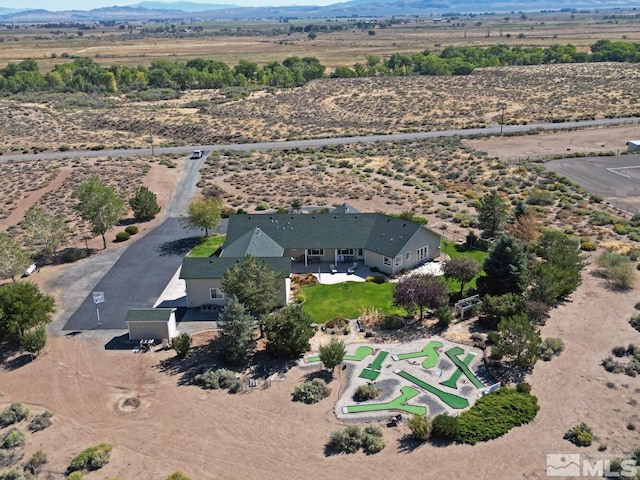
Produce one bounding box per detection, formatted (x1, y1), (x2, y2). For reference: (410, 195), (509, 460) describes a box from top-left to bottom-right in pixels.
(1, 39), (639, 94)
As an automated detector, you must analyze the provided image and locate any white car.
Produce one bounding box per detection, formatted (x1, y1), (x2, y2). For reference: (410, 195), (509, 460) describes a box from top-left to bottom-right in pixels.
(190, 150), (203, 159)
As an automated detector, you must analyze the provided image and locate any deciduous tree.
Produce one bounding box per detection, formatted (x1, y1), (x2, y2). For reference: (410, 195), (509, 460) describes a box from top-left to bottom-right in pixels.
(128, 185), (161, 221)
(72, 176), (125, 249)
(262, 304), (315, 358)
(477, 191), (509, 239)
(443, 257), (480, 295)
(183, 197), (221, 236)
(319, 338), (346, 372)
(0, 233), (32, 282)
(217, 296), (255, 366)
(393, 273), (449, 320)
(0, 282), (55, 342)
(20, 325), (47, 359)
(23, 204), (67, 259)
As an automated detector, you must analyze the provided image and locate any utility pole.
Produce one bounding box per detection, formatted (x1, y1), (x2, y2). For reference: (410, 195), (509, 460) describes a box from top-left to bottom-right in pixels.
(149, 129), (154, 157)
(499, 104), (506, 135)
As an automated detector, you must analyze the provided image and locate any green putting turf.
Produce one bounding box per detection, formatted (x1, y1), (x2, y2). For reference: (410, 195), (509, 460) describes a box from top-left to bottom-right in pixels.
(307, 345), (374, 363)
(445, 347), (484, 389)
(395, 370), (469, 409)
(394, 341), (443, 369)
(367, 350), (389, 370)
(345, 386), (427, 415)
(359, 369), (381, 381)
(440, 353), (475, 389)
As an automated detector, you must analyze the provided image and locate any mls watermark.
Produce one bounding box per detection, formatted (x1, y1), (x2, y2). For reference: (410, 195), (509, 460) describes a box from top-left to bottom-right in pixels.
(547, 453), (638, 477)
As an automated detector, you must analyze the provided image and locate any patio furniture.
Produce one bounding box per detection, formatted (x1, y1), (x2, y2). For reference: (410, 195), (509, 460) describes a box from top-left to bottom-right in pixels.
(139, 339), (155, 353)
(330, 264), (337, 274)
(347, 262), (357, 274)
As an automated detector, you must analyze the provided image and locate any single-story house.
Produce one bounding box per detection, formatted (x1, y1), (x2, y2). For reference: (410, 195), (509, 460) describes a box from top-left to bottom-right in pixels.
(126, 308), (177, 341)
(628, 140), (640, 153)
(179, 205), (442, 310)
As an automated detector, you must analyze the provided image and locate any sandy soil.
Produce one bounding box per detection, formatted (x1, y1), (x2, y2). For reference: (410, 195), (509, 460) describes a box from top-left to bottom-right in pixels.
(1, 260), (638, 479)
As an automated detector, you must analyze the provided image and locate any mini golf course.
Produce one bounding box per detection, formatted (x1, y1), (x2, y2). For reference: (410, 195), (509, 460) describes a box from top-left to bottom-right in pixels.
(303, 337), (487, 420)
(344, 386), (427, 415)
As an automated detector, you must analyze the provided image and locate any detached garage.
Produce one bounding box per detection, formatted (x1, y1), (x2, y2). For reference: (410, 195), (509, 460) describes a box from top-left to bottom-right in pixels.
(126, 308), (177, 341)
(628, 140), (640, 153)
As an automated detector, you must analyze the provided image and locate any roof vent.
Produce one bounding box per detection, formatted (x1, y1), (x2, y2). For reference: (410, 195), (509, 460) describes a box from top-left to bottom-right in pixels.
(248, 216), (252, 220)
(312, 215), (316, 219)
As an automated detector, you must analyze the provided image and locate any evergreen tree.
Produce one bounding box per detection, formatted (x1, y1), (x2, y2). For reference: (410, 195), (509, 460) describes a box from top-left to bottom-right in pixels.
(477, 191), (509, 239)
(217, 296), (256, 366)
(262, 305), (315, 358)
(478, 235), (528, 296)
(493, 314), (541, 367)
(129, 186), (161, 221)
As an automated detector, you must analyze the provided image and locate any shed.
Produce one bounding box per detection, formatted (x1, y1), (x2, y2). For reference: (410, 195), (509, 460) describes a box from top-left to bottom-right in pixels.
(126, 308), (177, 341)
(628, 140), (640, 153)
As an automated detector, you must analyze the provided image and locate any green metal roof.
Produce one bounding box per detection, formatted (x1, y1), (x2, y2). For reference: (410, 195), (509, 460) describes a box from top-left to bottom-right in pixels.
(180, 256), (292, 280)
(220, 227), (284, 258)
(125, 308), (174, 322)
(223, 212), (439, 258)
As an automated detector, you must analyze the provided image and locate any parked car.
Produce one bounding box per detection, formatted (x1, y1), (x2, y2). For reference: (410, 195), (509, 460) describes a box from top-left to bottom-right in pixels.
(190, 150), (203, 159)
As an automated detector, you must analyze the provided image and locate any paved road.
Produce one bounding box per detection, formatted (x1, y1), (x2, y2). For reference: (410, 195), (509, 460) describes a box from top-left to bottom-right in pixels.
(2, 117), (638, 163)
(62, 156), (210, 331)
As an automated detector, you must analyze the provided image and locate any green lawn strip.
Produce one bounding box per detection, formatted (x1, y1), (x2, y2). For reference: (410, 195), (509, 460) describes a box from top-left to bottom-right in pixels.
(301, 282), (405, 324)
(440, 353), (476, 389)
(188, 234), (226, 257)
(395, 370), (469, 410)
(394, 341), (443, 369)
(306, 345), (374, 363)
(367, 350), (389, 370)
(359, 369), (381, 381)
(445, 347), (484, 389)
(345, 386), (426, 415)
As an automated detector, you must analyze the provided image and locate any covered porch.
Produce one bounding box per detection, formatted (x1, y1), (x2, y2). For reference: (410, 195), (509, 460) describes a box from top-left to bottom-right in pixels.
(289, 260), (372, 285)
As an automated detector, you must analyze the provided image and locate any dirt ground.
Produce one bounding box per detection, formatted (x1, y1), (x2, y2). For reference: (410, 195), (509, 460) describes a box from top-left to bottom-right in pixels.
(1, 260), (639, 479)
(2, 128), (640, 478)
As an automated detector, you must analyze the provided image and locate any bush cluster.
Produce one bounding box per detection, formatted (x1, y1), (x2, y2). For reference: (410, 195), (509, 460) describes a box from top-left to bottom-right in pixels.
(328, 425), (385, 454)
(630, 314), (640, 333)
(0, 467), (26, 480)
(292, 378), (331, 404)
(365, 275), (387, 284)
(124, 225), (139, 235)
(563, 423), (593, 447)
(0, 403), (29, 428)
(69, 443), (113, 472)
(450, 388), (540, 445)
(597, 251), (635, 289)
(539, 338), (565, 361)
(172, 332), (191, 358)
(1, 429), (25, 449)
(194, 368), (241, 393)
(408, 414), (431, 442)
(353, 383), (378, 402)
(602, 344), (640, 377)
(28, 411), (53, 432)
(114, 231), (130, 242)
(24, 450), (47, 474)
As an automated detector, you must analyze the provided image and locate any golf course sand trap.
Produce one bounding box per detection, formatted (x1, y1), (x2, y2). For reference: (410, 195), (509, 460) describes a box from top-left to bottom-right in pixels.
(303, 336), (487, 421)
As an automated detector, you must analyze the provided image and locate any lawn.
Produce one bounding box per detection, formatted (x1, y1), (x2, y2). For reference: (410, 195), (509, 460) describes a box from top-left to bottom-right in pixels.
(441, 240), (488, 294)
(302, 281), (404, 323)
(188, 234), (226, 257)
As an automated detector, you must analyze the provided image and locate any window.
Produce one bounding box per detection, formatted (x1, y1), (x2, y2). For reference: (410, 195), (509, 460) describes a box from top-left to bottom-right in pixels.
(339, 248), (354, 255)
(210, 288), (224, 300)
(383, 256), (392, 266)
(405, 251), (411, 261)
(309, 249), (324, 256)
(416, 246), (429, 262)
(395, 255), (402, 266)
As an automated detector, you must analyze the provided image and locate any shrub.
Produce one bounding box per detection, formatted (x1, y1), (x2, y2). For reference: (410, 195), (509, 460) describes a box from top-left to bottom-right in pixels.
(292, 378), (330, 404)
(1, 430), (24, 449)
(24, 449), (47, 474)
(172, 332), (191, 357)
(353, 383), (378, 401)
(124, 225), (138, 235)
(193, 368), (241, 393)
(28, 411), (53, 432)
(564, 423), (593, 447)
(328, 425), (385, 454)
(613, 345), (627, 357)
(455, 388), (539, 444)
(435, 306), (454, 328)
(0, 467), (26, 480)
(516, 382), (532, 394)
(539, 338), (565, 361)
(365, 275), (387, 284)
(67, 472), (83, 480)
(597, 251), (635, 288)
(580, 241), (597, 251)
(431, 414), (459, 440)
(114, 231), (130, 242)
(167, 472), (191, 480)
(0, 403), (29, 428)
(381, 315), (402, 330)
(69, 443), (112, 471)
(408, 414), (431, 442)
(630, 314), (640, 332)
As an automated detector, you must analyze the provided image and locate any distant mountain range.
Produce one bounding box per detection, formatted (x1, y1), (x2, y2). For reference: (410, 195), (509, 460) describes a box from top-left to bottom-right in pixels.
(0, 0), (637, 22)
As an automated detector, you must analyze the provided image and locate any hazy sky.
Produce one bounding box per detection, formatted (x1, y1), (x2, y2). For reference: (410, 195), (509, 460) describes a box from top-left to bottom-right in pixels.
(0, 0), (337, 9)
